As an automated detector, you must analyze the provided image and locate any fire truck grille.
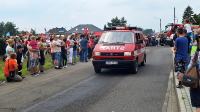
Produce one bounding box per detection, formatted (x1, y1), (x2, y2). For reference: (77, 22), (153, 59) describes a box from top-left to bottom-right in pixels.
(101, 52), (124, 56)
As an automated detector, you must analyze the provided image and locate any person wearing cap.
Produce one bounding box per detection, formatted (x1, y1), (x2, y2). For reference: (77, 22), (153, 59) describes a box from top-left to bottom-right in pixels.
(5, 39), (15, 59)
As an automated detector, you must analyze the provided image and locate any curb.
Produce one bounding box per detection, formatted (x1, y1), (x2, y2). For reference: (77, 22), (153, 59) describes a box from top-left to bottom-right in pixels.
(174, 72), (196, 112)
(162, 71), (174, 112)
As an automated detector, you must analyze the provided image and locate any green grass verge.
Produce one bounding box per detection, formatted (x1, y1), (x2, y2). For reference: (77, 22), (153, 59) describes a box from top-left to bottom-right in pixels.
(0, 55), (53, 81)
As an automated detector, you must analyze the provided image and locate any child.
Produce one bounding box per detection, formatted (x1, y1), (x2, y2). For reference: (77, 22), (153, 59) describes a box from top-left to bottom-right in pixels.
(16, 45), (25, 78)
(4, 53), (22, 82)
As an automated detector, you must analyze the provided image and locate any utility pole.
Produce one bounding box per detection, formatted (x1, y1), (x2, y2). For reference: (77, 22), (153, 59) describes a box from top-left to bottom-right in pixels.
(174, 7), (176, 24)
(160, 19), (162, 33)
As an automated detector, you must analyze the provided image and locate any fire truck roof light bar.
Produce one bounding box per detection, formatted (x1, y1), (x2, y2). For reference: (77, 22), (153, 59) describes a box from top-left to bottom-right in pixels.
(104, 26), (139, 31)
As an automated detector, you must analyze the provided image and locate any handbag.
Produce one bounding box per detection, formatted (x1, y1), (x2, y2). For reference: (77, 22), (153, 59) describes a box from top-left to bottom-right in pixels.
(182, 65), (200, 88)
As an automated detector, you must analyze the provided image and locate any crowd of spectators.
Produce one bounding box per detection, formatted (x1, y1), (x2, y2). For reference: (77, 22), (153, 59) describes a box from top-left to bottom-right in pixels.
(1, 33), (99, 82)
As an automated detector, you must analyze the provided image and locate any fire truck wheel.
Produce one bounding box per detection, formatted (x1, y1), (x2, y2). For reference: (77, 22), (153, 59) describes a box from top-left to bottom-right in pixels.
(130, 61), (138, 74)
(94, 66), (101, 73)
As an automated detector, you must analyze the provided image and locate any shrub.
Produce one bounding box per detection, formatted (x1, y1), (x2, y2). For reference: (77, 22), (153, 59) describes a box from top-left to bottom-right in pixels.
(0, 38), (6, 56)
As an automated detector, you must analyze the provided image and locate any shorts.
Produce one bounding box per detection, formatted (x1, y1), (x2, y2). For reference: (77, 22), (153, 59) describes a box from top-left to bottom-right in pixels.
(54, 52), (61, 63)
(29, 59), (39, 68)
(73, 50), (77, 57)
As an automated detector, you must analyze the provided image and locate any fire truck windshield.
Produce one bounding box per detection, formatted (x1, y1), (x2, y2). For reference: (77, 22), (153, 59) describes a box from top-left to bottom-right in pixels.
(98, 32), (134, 44)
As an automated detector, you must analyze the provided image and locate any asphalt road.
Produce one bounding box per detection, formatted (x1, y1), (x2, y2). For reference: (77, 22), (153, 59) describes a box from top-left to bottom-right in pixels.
(0, 47), (172, 112)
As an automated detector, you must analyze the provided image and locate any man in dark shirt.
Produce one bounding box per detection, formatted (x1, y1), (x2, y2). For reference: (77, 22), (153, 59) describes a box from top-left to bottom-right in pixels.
(174, 28), (189, 62)
(174, 28), (189, 88)
(80, 36), (88, 62)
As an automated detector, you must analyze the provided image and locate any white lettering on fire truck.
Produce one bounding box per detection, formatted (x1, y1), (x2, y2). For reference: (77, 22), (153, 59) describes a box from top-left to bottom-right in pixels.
(100, 46), (125, 51)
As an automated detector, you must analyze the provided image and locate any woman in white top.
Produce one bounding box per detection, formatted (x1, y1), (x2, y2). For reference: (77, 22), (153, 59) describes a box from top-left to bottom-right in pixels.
(5, 39), (15, 59)
(184, 19), (193, 40)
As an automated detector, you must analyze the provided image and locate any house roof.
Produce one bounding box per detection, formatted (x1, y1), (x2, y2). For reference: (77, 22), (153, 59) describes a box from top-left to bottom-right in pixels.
(48, 27), (67, 35)
(68, 24), (103, 34)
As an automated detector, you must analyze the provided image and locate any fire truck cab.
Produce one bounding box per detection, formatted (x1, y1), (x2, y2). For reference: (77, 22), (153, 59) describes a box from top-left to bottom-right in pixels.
(92, 27), (146, 74)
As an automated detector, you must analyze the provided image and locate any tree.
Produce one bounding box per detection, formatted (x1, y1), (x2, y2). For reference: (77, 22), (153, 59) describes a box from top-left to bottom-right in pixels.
(143, 29), (154, 36)
(103, 24), (107, 30)
(193, 14), (200, 25)
(182, 6), (194, 23)
(0, 22), (5, 37)
(120, 17), (127, 26)
(107, 16), (127, 27)
(4, 22), (18, 36)
(20, 30), (28, 35)
(30, 28), (36, 35)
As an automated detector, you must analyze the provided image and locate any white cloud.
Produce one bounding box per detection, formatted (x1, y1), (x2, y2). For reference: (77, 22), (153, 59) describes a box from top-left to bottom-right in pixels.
(0, 0), (199, 33)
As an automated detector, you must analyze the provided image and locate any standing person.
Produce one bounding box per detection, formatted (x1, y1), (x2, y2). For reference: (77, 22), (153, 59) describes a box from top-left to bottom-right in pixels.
(5, 39), (15, 59)
(73, 37), (78, 64)
(50, 37), (55, 64)
(185, 29), (200, 112)
(184, 19), (193, 40)
(27, 36), (40, 76)
(174, 28), (189, 88)
(4, 53), (22, 82)
(38, 37), (47, 73)
(88, 36), (95, 59)
(94, 36), (99, 46)
(68, 35), (74, 65)
(25, 37), (31, 71)
(80, 35), (88, 62)
(79, 35), (84, 62)
(52, 36), (62, 69)
(16, 45), (25, 78)
(61, 36), (68, 68)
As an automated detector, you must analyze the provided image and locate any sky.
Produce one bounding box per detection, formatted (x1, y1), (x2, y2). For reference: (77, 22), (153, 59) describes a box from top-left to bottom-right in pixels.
(0, 0), (199, 33)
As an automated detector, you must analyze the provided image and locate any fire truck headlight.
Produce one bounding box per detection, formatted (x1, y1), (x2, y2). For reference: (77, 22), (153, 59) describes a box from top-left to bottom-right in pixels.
(94, 52), (101, 56)
(124, 52), (132, 56)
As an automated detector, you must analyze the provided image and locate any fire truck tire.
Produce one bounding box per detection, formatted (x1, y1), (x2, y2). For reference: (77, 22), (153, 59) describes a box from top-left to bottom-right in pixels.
(94, 66), (101, 73)
(130, 61), (138, 74)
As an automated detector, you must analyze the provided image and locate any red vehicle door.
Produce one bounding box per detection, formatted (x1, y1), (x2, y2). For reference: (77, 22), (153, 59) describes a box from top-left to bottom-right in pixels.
(135, 33), (144, 63)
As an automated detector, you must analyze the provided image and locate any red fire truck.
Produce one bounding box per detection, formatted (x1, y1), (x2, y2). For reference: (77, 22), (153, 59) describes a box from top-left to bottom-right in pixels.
(92, 27), (146, 74)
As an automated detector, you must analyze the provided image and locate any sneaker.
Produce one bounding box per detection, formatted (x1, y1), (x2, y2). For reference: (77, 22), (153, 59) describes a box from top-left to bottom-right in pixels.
(34, 73), (40, 77)
(176, 85), (183, 88)
(55, 66), (59, 69)
(58, 67), (63, 69)
(63, 65), (68, 68)
(22, 76), (26, 79)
